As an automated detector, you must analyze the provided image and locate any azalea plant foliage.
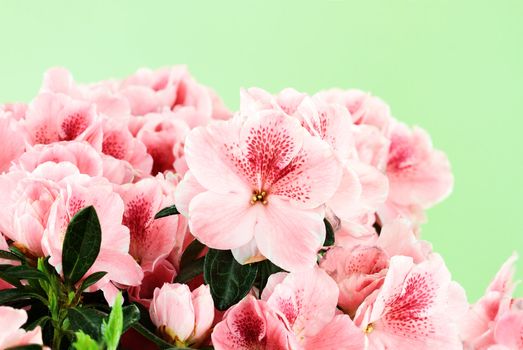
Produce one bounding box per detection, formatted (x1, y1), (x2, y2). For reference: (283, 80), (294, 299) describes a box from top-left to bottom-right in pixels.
(0, 66), (520, 350)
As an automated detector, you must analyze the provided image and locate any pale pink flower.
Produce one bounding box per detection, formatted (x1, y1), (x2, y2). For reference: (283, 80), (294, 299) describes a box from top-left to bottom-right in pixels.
(0, 233), (14, 290)
(41, 67), (131, 118)
(129, 259), (177, 308)
(23, 92), (103, 148)
(380, 122), (453, 225)
(314, 88), (393, 136)
(0, 306), (44, 348)
(461, 254), (519, 349)
(116, 176), (187, 273)
(0, 102), (27, 121)
(134, 112), (190, 175)
(177, 112), (342, 271)
(0, 163), (77, 256)
(14, 141), (104, 177)
(42, 173), (143, 304)
(0, 110), (26, 172)
(354, 254), (468, 350)
(492, 310), (523, 349)
(261, 268), (365, 349)
(211, 295), (295, 350)
(101, 118), (153, 178)
(150, 283), (214, 347)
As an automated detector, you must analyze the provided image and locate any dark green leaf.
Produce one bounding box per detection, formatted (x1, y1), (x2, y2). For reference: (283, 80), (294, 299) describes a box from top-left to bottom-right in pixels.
(0, 266), (48, 287)
(67, 307), (105, 340)
(179, 239), (206, 269)
(8, 246), (27, 262)
(0, 288), (47, 305)
(122, 304), (141, 332)
(256, 260), (284, 292)
(203, 249), (258, 310)
(174, 257), (204, 283)
(0, 249), (24, 261)
(24, 315), (50, 331)
(5, 345), (44, 350)
(62, 206), (102, 285)
(323, 218), (335, 246)
(154, 205), (179, 219)
(132, 322), (177, 349)
(79, 271), (107, 292)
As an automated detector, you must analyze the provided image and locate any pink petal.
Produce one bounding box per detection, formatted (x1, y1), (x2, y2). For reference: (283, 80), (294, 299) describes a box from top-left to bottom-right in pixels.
(188, 190), (258, 249)
(254, 196), (324, 272)
(302, 315), (365, 350)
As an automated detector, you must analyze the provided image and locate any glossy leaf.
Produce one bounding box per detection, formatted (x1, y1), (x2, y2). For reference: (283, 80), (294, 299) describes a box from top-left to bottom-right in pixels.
(203, 249), (258, 310)
(323, 218), (335, 246)
(62, 206), (102, 285)
(79, 271), (107, 292)
(154, 205), (180, 219)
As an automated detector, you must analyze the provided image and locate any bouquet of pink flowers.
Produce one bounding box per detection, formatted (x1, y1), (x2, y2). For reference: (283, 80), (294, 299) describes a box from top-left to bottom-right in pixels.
(0, 67), (520, 350)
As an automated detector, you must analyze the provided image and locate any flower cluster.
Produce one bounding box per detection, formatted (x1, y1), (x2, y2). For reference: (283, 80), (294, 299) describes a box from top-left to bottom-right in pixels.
(0, 68), (519, 350)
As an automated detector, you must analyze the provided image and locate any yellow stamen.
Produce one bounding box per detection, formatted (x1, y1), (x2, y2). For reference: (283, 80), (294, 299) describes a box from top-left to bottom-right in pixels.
(365, 324), (374, 334)
(250, 190), (269, 205)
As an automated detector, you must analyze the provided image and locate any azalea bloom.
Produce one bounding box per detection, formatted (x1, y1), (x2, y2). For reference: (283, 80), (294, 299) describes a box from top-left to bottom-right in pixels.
(461, 254), (519, 349)
(116, 176), (187, 273)
(42, 173), (143, 304)
(0, 306), (44, 348)
(150, 283), (214, 348)
(354, 254), (467, 350)
(261, 268), (365, 350)
(211, 295), (295, 350)
(129, 259), (177, 308)
(380, 122), (453, 226)
(177, 111), (342, 271)
(0, 110), (26, 173)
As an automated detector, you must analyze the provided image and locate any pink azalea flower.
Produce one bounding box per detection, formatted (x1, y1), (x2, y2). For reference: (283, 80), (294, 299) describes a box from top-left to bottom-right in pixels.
(0, 102), (27, 121)
(129, 259), (177, 308)
(380, 122), (453, 226)
(177, 112), (342, 271)
(14, 141), (104, 178)
(116, 176), (187, 273)
(354, 254), (468, 350)
(0, 306), (45, 348)
(134, 112), (190, 175)
(150, 283), (214, 348)
(461, 254), (519, 349)
(23, 92), (103, 148)
(101, 118), (153, 178)
(313, 88), (393, 136)
(492, 310), (523, 349)
(261, 268), (365, 349)
(42, 173), (143, 304)
(0, 110), (26, 172)
(0, 233), (14, 290)
(211, 295), (295, 350)
(0, 163), (78, 256)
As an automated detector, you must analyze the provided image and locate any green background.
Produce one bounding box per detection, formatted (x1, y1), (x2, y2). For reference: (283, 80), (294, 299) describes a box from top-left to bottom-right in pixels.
(1, 1), (521, 301)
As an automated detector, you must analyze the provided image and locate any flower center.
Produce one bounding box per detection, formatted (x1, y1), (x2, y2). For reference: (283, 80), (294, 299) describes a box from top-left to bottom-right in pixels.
(365, 323), (374, 334)
(250, 190), (268, 205)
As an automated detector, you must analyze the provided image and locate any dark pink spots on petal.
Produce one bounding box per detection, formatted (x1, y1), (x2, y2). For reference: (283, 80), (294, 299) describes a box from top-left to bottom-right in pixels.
(387, 134), (415, 174)
(382, 272), (437, 340)
(102, 132), (127, 159)
(270, 151), (311, 204)
(122, 195), (153, 261)
(229, 310), (266, 348)
(277, 297), (299, 327)
(347, 247), (388, 275)
(60, 112), (89, 140)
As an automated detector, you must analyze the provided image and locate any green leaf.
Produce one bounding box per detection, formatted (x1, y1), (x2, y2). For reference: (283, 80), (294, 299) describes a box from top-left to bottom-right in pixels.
(67, 307), (105, 340)
(203, 249), (258, 310)
(102, 293), (123, 350)
(24, 315), (50, 331)
(0, 287), (47, 305)
(79, 271), (107, 292)
(0, 249), (24, 261)
(131, 322), (176, 349)
(0, 265), (48, 287)
(72, 331), (100, 350)
(8, 246), (27, 262)
(154, 205), (179, 219)
(62, 206), (102, 285)
(179, 239), (206, 269)
(5, 345), (44, 350)
(256, 260), (284, 292)
(122, 304), (141, 332)
(323, 218), (335, 246)
(174, 256), (204, 283)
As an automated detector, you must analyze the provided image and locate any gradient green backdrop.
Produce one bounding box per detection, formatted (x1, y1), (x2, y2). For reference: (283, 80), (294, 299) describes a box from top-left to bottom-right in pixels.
(1, 1), (521, 301)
